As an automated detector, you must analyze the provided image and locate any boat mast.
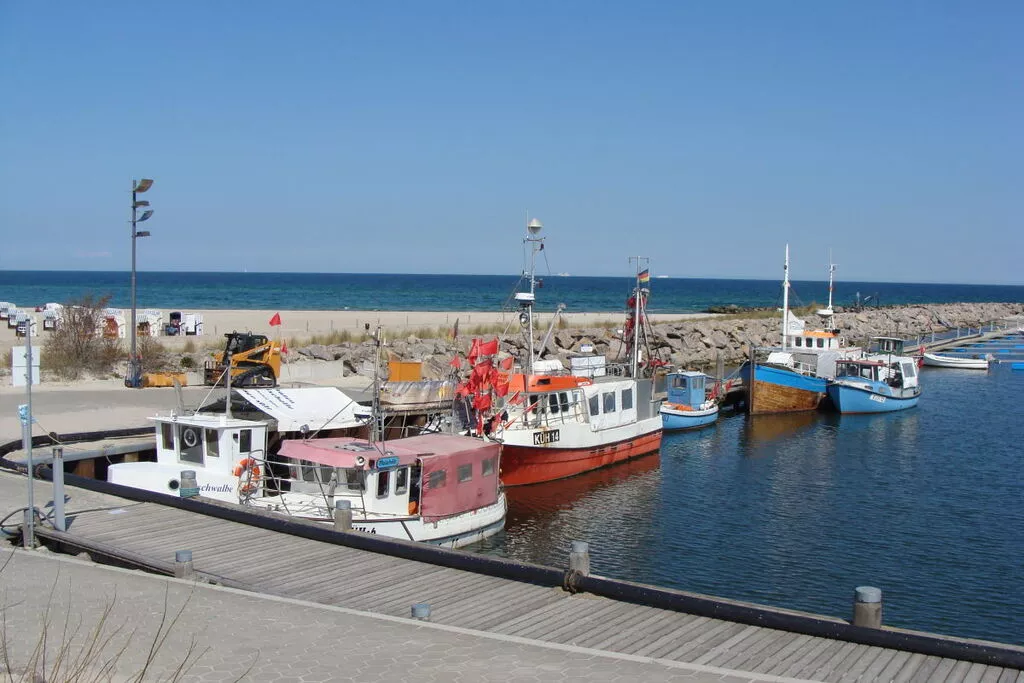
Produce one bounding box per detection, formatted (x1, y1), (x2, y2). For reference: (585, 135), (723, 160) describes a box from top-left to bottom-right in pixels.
(370, 325), (384, 443)
(781, 245), (790, 351)
(628, 256), (649, 378)
(522, 217), (544, 375)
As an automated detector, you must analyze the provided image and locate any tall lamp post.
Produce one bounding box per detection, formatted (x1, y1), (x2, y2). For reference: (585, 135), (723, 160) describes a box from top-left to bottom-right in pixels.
(127, 178), (154, 388)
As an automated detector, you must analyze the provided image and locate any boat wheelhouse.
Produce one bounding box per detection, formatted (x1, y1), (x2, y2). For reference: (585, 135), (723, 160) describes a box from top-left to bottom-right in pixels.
(660, 371), (719, 431)
(826, 357), (921, 414)
(251, 433), (506, 548)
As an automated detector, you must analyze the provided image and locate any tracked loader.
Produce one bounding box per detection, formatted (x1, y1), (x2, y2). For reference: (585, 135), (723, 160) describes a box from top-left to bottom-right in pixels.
(203, 331), (281, 388)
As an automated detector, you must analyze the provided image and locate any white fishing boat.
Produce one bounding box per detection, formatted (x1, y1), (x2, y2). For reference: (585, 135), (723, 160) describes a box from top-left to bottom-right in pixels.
(249, 432), (506, 548)
(921, 352), (991, 370)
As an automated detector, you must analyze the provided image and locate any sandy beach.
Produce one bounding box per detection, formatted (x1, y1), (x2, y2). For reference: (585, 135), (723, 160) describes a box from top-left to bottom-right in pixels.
(1, 308), (715, 355)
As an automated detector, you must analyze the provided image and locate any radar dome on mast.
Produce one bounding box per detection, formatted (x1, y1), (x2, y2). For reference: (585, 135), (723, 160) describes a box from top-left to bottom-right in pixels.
(527, 218), (543, 235)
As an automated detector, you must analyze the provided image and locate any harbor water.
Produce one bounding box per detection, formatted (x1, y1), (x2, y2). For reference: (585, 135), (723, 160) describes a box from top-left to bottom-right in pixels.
(485, 362), (1024, 646)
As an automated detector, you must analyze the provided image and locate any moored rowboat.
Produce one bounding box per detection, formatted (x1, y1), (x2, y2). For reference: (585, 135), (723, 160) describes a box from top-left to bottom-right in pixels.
(921, 352), (990, 370)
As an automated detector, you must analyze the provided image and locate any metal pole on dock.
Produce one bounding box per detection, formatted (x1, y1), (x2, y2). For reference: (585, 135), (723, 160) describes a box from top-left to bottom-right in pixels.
(22, 317), (35, 549)
(174, 550), (195, 579)
(334, 499), (353, 532)
(569, 540), (591, 576)
(52, 447), (66, 532)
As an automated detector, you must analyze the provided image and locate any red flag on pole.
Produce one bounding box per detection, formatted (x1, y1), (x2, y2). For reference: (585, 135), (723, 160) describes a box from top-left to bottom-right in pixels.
(281, 340), (288, 354)
(479, 337), (499, 356)
(269, 312), (282, 327)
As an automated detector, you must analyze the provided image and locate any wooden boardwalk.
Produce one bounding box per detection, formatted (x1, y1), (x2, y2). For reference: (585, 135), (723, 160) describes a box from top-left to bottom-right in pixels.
(4, 472), (1022, 683)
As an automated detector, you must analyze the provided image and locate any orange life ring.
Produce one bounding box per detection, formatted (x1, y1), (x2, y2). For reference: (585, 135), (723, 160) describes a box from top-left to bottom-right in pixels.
(233, 457), (262, 494)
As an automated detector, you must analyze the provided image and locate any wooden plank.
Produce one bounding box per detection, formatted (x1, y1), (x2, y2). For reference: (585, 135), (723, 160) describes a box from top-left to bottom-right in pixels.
(657, 619), (745, 660)
(891, 652), (929, 682)
(509, 597), (625, 640)
(979, 668), (1007, 683)
(692, 624), (764, 665)
(907, 655), (945, 683)
(457, 590), (569, 632)
(533, 601), (644, 645)
(487, 596), (592, 634)
(767, 635), (837, 677)
(575, 605), (684, 651)
(718, 629), (801, 671)
(629, 616), (716, 658)
(836, 645), (888, 682)
(810, 641), (863, 681)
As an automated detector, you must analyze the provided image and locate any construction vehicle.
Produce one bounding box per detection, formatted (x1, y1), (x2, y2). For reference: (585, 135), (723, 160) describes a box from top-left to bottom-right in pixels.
(203, 332), (281, 388)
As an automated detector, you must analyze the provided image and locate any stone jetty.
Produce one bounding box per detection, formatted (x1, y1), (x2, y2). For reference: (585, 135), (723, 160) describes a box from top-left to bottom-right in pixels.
(286, 302), (1024, 378)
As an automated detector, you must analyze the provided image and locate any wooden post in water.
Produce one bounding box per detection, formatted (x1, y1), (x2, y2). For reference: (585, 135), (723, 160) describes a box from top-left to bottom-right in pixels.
(852, 586), (882, 627)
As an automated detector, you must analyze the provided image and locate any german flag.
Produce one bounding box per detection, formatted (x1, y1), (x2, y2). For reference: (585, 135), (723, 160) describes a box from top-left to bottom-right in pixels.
(637, 269), (650, 284)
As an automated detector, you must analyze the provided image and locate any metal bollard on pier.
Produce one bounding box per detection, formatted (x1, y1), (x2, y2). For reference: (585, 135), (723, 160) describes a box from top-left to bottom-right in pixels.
(179, 470), (199, 498)
(411, 603), (431, 621)
(52, 446), (66, 532)
(174, 550), (195, 579)
(334, 499), (353, 532)
(852, 586), (883, 628)
(569, 540), (590, 576)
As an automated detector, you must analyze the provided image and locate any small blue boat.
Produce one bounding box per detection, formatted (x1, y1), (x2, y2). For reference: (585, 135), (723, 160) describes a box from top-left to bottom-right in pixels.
(660, 371), (719, 430)
(826, 358), (921, 414)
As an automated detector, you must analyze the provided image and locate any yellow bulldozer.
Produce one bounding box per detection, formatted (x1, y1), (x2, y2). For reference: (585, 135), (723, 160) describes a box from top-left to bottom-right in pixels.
(203, 331), (281, 388)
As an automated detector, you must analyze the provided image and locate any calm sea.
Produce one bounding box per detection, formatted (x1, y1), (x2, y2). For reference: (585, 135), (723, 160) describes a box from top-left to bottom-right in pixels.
(2, 270), (1023, 312)
(485, 362), (1024, 646)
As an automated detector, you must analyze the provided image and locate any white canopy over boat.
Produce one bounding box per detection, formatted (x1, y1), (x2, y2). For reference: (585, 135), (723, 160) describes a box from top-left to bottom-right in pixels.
(235, 387), (370, 432)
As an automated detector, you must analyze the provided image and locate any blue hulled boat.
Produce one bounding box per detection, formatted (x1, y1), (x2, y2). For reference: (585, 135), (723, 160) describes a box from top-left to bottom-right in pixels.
(826, 357), (921, 413)
(660, 371), (719, 431)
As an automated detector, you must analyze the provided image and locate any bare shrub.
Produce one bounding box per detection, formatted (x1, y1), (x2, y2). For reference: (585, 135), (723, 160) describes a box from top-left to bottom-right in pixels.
(138, 335), (173, 373)
(41, 295), (114, 380)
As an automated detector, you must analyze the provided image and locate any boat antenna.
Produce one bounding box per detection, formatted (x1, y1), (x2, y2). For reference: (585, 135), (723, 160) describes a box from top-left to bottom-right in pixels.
(225, 351), (232, 419)
(370, 325), (384, 444)
(781, 245), (790, 352)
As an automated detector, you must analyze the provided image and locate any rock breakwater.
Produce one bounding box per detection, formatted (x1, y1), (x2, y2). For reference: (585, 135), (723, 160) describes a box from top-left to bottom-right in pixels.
(285, 302), (1024, 379)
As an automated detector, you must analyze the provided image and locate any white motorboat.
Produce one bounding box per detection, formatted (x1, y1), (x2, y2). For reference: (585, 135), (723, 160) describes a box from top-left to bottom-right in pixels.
(921, 352), (990, 370)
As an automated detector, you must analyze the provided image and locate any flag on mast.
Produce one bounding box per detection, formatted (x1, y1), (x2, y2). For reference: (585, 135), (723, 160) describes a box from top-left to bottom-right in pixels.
(269, 312), (282, 327)
(637, 269), (650, 284)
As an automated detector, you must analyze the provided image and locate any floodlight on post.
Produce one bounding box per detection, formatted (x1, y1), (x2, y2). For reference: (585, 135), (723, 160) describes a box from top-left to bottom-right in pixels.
(127, 178), (154, 388)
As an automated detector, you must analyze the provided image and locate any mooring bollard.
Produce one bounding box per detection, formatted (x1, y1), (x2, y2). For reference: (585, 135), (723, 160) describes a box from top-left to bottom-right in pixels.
(411, 603), (431, 621)
(569, 540), (590, 576)
(179, 470), (199, 498)
(334, 499), (353, 532)
(852, 586), (883, 628)
(174, 550), (195, 579)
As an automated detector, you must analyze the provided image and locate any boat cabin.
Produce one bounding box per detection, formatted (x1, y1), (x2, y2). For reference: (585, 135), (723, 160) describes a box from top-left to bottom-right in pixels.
(871, 337), (907, 355)
(275, 433), (501, 521)
(666, 371), (708, 408)
(834, 357), (919, 390)
(108, 413), (269, 501)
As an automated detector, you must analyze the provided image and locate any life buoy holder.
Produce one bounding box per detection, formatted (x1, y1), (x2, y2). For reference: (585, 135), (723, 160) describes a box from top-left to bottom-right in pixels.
(181, 427), (199, 449)
(233, 457), (262, 495)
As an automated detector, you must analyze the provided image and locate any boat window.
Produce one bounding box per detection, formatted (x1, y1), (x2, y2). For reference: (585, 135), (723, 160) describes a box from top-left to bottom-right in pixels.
(161, 423), (174, 450)
(376, 471), (390, 498)
(527, 395), (537, 413)
(817, 338), (824, 348)
(794, 337), (802, 347)
(395, 467), (409, 496)
(239, 429), (252, 452)
(603, 391), (616, 413)
(671, 375), (684, 388)
(428, 470), (446, 489)
(548, 393), (560, 414)
(178, 426), (203, 464)
(481, 457), (495, 477)
(344, 469), (365, 492)
(559, 392), (570, 412)
(205, 429), (220, 457)
(901, 361), (917, 378)
(589, 394), (600, 415)
(621, 387), (633, 410)
(458, 463), (473, 482)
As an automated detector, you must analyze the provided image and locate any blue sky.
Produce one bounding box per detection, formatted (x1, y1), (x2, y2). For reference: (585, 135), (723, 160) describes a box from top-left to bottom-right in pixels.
(1, 2), (1021, 283)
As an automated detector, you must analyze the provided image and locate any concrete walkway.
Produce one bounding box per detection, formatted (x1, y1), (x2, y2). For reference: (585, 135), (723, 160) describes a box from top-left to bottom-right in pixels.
(0, 548), (821, 683)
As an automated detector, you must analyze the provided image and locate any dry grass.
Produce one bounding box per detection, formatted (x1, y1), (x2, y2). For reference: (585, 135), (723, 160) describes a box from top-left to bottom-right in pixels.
(40, 295), (124, 380)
